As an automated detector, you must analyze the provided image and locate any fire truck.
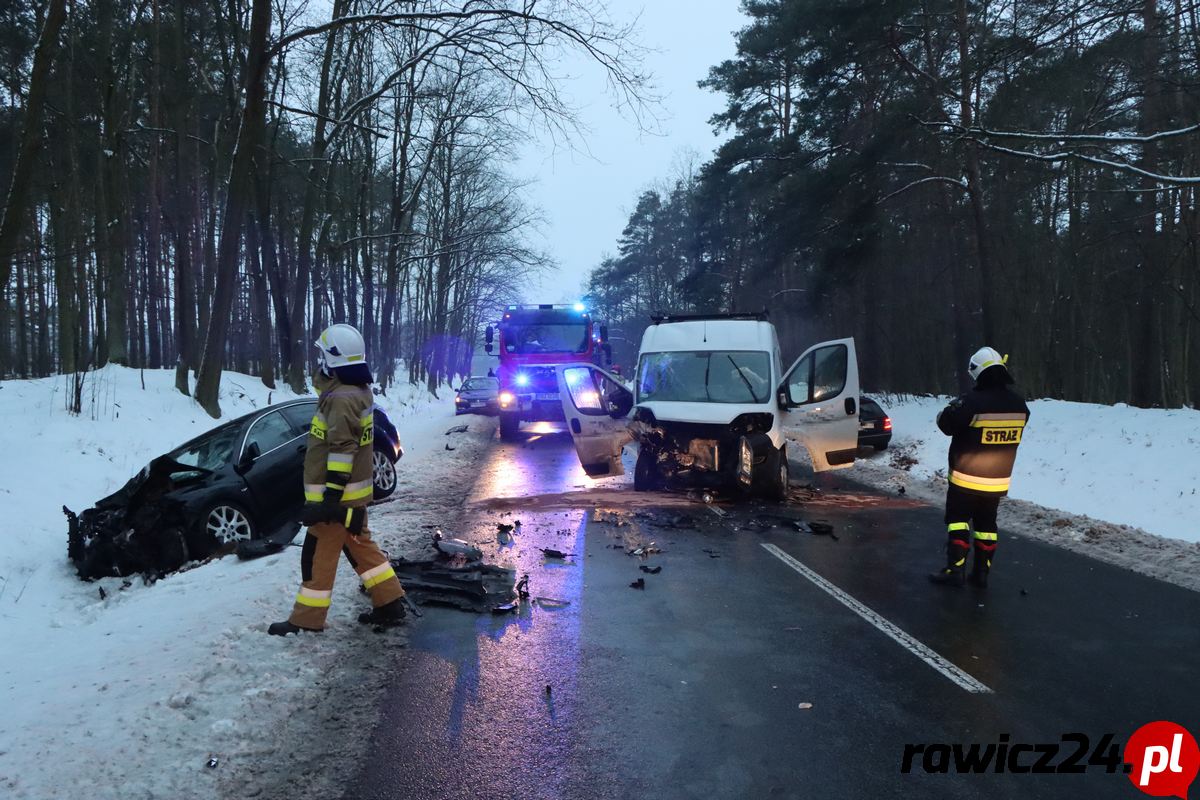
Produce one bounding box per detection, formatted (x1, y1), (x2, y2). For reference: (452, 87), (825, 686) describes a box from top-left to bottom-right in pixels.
(485, 303), (610, 441)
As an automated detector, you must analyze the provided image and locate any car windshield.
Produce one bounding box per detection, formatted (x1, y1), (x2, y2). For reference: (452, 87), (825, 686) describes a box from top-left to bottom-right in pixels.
(462, 378), (498, 391)
(168, 423), (241, 471)
(637, 351), (772, 404)
(502, 323), (588, 354)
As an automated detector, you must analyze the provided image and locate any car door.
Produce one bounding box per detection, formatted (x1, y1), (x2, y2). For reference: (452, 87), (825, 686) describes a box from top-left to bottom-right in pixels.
(554, 363), (634, 477)
(779, 338), (860, 471)
(238, 409), (309, 532)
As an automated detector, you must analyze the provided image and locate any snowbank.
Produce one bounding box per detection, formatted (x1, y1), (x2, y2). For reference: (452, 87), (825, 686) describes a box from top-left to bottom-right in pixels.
(865, 395), (1200, 544)
(0, 365), (478, 799)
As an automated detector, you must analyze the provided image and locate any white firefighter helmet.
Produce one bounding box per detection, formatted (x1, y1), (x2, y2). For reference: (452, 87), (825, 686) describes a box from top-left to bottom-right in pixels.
(314, 323), (367, 370)
(967, 346), (1008, 382)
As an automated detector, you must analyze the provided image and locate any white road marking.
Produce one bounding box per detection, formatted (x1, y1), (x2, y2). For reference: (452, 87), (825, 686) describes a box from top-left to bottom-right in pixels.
(760, 543), (993, 694)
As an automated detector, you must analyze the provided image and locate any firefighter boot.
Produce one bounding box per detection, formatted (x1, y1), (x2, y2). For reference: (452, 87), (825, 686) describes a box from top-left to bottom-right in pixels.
(267, 621), (321, 636)
(358, 597), (407, 628)
(969, 535), (997, 588)
(928, 525), (970, 586)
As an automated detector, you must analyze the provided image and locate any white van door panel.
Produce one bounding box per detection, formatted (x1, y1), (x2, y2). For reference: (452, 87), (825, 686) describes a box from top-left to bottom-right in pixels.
(779, 337), (860, 472)
(555, 364), (634, 478)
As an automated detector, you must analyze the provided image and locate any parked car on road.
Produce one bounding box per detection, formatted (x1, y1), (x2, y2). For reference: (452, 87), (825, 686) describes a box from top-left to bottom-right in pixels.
(454, 376), (501, 415)
(66, 399), (402, 579)
(858, 395), (892, 451)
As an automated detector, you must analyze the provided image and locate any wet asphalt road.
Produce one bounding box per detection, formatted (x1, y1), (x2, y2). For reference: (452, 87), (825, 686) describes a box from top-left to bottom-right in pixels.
(344, 423), (1200, 800)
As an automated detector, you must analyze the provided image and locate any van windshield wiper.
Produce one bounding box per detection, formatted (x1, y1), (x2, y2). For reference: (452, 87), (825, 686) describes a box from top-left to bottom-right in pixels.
(726, 354), (759, 402)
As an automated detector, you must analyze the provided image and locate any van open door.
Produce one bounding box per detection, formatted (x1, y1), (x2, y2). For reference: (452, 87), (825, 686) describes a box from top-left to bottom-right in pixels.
(554, 364), (634, 478)
(778, 338), (860, 471)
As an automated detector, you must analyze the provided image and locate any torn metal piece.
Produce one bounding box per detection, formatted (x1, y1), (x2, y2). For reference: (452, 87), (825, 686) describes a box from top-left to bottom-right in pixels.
(492, 602), (519, 614)
(707, 505), (728, 519)
(629, 578), (646, 590)
(639, 565), (662, 574)
(533, 596), (570, 609)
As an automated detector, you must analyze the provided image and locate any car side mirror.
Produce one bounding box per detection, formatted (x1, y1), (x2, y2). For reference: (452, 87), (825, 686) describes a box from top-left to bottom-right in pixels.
(237, 442), (261, 473)
(485, 325), (494, 344)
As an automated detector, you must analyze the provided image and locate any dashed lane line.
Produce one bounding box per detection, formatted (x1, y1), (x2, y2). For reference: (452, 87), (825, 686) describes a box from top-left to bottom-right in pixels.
(761, 542), (993, 694)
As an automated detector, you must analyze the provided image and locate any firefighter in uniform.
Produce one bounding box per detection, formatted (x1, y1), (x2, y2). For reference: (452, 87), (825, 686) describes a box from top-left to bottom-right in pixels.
(268, 323), (407, 634)
(929, 346), (1030, 588)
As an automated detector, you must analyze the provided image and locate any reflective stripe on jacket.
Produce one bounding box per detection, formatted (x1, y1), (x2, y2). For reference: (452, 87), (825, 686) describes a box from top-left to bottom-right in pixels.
(303, 373), (375, 508)
(936, 385), (1030, 497)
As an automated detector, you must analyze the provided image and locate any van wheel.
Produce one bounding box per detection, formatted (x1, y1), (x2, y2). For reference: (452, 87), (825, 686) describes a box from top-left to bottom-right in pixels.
(634, 447), (662, 491)
(499, 412), (520, 441)
(761, 447), (788, 502)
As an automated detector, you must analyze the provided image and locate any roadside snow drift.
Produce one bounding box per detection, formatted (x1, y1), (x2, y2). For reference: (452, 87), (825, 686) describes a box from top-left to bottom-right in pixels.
(864, 395), (1199, 544)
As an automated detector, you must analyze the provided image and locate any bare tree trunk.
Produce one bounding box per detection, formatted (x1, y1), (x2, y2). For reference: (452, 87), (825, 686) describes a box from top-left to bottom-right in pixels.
(193, 0), (272, 416)
(0, 0), (66, 293)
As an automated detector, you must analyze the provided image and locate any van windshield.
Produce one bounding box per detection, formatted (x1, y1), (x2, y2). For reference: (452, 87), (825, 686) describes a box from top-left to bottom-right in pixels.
(637, 351), (771, 404)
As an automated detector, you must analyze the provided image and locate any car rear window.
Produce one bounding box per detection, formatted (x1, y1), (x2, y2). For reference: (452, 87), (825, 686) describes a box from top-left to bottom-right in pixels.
(861, 398), (882, 415)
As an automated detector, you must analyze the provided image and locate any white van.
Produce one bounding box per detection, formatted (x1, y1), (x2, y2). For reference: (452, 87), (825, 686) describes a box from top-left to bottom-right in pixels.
(552, 312), (860, 499)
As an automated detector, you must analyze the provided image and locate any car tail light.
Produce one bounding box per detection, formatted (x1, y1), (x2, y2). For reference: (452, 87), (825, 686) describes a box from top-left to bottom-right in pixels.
(883, 417), (892, 431)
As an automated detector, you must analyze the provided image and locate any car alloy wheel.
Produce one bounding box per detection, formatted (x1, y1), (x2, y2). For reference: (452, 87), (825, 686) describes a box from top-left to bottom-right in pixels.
(373, 450), (397, 494)
(206, 505), (254, 543)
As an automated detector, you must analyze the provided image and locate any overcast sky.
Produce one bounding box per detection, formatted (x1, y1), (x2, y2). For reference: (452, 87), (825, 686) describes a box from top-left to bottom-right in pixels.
(513, 1), (747, 303)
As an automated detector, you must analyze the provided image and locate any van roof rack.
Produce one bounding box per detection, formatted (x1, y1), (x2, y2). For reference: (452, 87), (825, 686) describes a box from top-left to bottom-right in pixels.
(649, 310), (769, 324)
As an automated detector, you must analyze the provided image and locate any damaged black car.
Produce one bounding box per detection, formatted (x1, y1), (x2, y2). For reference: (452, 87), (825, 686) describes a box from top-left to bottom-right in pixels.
(65, 399), (402, 580)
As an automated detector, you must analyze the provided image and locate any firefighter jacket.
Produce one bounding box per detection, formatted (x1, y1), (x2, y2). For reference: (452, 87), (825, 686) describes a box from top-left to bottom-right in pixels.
(303, 372), (375, 508)
(937, 384), (1030, 497)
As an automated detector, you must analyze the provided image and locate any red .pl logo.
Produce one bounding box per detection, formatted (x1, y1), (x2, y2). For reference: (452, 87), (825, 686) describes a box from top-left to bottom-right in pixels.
(1125, 721), (1199, 798)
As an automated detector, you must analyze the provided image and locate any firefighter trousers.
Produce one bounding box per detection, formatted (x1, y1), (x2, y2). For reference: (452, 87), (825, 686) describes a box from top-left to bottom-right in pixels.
(943, 486), (1000, 571)
(288, 511), (404, 630)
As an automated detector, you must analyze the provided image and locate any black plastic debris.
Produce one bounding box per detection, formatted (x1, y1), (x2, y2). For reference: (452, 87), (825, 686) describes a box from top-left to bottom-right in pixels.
(639, 565), (662, 574)
(206, 757), (219, 769)
(541, 547), (569, 560)
(445, 443), (456, 451)
(98, 586), (107, 600)
(492, 602), (519, 615)
(388, 557), (516, 613)
(629, 578), (645, 590)
(702, 548), (721, 558)
(445, 424), (469, 435)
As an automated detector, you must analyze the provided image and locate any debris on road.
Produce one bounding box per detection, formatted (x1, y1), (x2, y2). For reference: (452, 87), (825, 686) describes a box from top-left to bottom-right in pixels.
(387, 557), (515, 613)
(206, 757), (220, 769)
(798, 703), (813, 710)
(534, 596), (570, 609)
(702, 548), (721, 558)
(541, 547), (570, 560)
(639, 565), (662, 574)
(445, 443), (456, 451)
(445, 424), (469, 435)
(432, 531), (483, 560)
(491, 602), (519, 615)
(629, 578), (645, 590)
(707, 505), (728, 519)
(516, 574), (530, 599)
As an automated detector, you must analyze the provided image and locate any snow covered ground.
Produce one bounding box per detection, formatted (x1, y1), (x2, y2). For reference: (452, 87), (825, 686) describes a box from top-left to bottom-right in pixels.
(0, 365), (492, 800)
(861, 395), (1199, 543)
(809, 394), (1200, 592)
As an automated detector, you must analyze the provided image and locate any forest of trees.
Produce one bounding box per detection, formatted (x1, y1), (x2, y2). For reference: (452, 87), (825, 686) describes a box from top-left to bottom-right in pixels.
(0, 0), (642, 415)
(587, 0), (1200, 408)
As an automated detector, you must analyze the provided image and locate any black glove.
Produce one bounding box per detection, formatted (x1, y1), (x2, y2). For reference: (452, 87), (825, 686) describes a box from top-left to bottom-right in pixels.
(298, 494), (343, 527)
